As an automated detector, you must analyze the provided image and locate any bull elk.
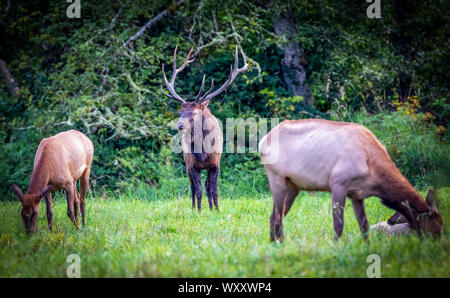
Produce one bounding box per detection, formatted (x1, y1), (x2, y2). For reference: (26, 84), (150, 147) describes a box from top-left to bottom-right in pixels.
(11, 130), (94, 234)
(259, 119), (443, 242)
(160, 45), (248, 211)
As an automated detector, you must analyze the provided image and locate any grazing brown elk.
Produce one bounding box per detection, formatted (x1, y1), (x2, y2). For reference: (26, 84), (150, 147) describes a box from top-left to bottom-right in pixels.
(11, 130), (94, 234)
(161, 45), (247, 211)
(259, 119), (443, 242)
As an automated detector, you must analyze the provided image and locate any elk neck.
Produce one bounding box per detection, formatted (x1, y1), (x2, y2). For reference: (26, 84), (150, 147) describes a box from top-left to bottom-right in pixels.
(188, 107), (217, 142)
(26, 153), (50, 196)
(374, 165), (430, 226)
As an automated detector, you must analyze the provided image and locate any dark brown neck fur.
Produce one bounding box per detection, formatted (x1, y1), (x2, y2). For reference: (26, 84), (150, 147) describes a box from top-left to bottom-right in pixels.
(188, 108), (218, 162)
(375, 166), (429, 229)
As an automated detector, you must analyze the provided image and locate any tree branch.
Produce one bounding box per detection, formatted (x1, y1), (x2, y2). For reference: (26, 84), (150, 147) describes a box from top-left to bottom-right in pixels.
(96, 0), (187, 96)
(87, 4), (125, 44)
(121, 0), (187, 50)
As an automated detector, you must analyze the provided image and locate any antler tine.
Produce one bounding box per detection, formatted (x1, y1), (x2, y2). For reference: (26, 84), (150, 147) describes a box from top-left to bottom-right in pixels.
(195, 75), (206, 102)
(239, 47), (247, 71)
(170, 47), (195, 86)
(161, 63), (186, 103)
(171, 44), (178, 84)
(200, 79), (215, 101)
(160, 85), (173, 99)
(201, 45), (248, 102)
(161, 46), (195, 104)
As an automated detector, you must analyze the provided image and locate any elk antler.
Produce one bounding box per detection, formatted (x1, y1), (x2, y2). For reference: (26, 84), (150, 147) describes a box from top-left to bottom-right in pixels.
(160, 45), (195, 103)
(194, 76), (214, 102)
(196, 45), (248, 103)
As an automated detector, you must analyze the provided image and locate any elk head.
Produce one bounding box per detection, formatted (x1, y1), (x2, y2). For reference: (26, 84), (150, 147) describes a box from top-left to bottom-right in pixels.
(416, 189), (443, 237)
(11, 184), (51, 234)
(160, 45), (248, 134)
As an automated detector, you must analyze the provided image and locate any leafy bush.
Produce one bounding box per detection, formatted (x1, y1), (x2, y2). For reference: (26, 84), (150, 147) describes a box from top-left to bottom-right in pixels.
(1, 0), (448, 199)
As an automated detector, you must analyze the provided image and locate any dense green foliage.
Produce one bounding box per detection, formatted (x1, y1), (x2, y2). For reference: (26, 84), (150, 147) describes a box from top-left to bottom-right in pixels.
(1, 0), (449, 197)
(0, 0), (449, 279)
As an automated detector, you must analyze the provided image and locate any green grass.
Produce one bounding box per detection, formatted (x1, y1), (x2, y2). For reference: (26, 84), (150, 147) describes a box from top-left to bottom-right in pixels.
(0, 186), (449, 277)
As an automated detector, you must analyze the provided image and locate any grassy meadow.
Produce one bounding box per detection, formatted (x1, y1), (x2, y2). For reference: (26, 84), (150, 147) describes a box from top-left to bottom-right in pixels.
(1, 182), (449, 278)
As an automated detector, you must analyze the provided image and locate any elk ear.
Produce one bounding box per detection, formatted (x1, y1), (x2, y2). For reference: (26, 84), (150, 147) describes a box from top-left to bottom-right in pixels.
(200, 100), (209, 109)
(426, 188), (439, 212)
(11, 184), (24, 202)
(37, 186), (51, 202)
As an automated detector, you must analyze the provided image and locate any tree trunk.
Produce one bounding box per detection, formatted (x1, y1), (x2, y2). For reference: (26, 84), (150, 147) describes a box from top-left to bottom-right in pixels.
(0, 59), (19, 97)
(273, 12), (313, 107)
(393, 0), (414, 101)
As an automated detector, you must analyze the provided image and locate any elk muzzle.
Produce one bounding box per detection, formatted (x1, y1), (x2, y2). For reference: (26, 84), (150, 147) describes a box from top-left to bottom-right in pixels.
(22, 212), (38, 234)
(177, 118), (185, 131)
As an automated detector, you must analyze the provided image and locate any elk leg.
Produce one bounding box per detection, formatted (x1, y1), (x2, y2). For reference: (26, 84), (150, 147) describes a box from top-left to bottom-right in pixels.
(331, 184), (347, 240)
(387, 211), (408, 226)
(269, 178), (299, 242)
(351, 198), (369, 239)
(73, 184), (80, 227)
(210, 166), (220, 211)
(189, 167), (202, 212)
(80, 167), (90, 226)
(188, 171), (196, 210)
(65, 183), (79, 229)
(45, 192), (53, 231)
(205, 171), (213, 210)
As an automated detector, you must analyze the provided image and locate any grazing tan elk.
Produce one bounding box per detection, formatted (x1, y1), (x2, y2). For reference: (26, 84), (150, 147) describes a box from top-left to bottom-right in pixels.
(161, 45), (247, 211)
(259, 119), (443, 242)
(11, 130), (94, 234)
